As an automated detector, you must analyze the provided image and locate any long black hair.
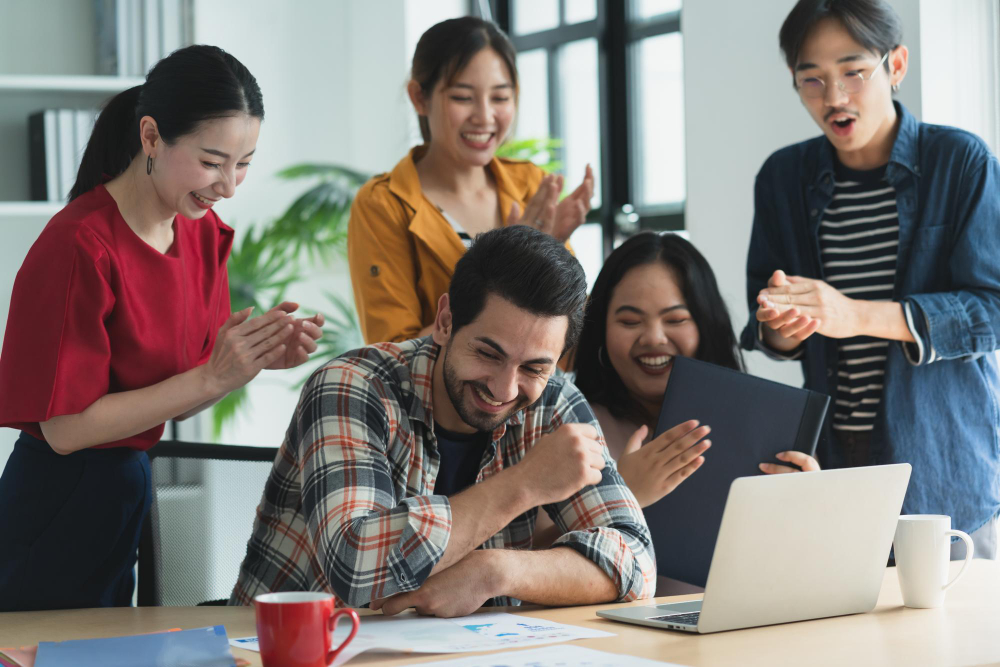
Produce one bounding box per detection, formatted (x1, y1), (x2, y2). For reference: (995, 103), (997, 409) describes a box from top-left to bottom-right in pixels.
(70, 44), (264, 201)
(410, 16), (518, 144)
(575, 232), (744, 425)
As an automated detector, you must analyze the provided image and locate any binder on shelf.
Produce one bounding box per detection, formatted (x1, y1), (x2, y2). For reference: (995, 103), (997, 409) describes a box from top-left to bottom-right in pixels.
(95, 0), (193, 76)
(28, 108), (99, 203)
(56, 109), (77, 202)
(75, 109), (97, 174)
(28, 110), (59, 202)
(95, 0), (119, 76)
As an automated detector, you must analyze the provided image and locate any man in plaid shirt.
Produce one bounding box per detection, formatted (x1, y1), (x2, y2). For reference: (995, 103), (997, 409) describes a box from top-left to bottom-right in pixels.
(230, 226), (656, 616)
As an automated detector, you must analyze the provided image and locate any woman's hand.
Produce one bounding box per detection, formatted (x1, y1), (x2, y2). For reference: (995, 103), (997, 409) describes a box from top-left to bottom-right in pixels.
(202, 306), (293, 395)
(759, 450), (821, 474)
(616, 420), (711, 508)
(507, 165), (594, 243)
(551, 164), (594, 242)
(262, 302), (325, 370)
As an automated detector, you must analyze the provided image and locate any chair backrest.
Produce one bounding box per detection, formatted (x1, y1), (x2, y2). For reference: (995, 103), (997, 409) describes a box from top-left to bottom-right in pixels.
(138, 441), (279, 606)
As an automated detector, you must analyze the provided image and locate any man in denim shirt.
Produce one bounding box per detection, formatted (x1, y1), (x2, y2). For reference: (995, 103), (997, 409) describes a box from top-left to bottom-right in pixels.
(742, 0), (1000, 558)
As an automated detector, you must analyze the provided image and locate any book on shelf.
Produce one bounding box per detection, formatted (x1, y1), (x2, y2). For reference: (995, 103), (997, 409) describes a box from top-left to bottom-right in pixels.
(28, 109), (99, 203)
(56, 110), (76, 202)
(95, 0), (193, 77)
(28, 110), (59, 202)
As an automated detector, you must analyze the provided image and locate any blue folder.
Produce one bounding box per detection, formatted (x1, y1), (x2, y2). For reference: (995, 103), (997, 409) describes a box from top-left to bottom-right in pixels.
(35, 625), (234, 667)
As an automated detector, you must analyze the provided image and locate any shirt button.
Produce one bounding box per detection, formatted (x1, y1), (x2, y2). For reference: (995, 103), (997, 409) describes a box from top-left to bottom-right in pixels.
(827, 368), (834, 378)
(370, 265), (380, 277)
(811, 209), (818, 217)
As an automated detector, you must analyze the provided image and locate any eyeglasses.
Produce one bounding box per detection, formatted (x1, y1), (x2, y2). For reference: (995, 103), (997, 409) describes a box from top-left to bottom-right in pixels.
(795, 52), (890, 99)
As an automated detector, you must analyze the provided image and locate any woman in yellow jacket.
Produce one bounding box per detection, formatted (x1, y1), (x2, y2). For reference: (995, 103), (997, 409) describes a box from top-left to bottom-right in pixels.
(348, 16), (594, 344)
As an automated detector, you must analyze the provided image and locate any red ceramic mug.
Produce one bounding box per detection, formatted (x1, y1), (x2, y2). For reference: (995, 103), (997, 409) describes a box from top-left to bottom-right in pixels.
(254, 592), (360, 667)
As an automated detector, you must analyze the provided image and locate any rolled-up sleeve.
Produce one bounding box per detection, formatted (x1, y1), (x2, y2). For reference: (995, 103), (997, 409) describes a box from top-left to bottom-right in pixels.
(899, 155), (1000, 365)
(543, 385), (656, 601)
(296, 365), (451, 606)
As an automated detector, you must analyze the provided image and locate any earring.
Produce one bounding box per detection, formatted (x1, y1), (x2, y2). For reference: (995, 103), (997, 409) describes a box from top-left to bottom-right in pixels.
(598, 345), (610, 370)
(146, 155), (153, 175)
(891, 84), (900, 92)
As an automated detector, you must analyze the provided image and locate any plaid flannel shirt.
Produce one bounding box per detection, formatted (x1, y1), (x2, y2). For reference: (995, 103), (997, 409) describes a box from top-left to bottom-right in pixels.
(229, 337), (656, 608)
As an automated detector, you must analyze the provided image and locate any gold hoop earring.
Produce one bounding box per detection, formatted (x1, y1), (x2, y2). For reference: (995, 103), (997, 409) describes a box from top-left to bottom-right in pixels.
(598, 345), (610, 369)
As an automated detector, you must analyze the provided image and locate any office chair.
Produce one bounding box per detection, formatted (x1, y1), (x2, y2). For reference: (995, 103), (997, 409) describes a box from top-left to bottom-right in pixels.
(137, 440), (279, 606)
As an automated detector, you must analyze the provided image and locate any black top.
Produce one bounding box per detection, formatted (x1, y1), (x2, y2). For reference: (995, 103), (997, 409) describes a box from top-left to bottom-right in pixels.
(432, 422), (490, 497)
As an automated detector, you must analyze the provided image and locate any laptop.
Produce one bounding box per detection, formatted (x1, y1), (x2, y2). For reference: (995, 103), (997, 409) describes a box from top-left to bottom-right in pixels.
(597, 464), (911, 633)
(647, 356), (830, 586)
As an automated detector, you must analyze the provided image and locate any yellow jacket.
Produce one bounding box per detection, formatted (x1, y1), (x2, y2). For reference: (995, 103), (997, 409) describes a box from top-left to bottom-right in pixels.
(348, 146), (548, 344)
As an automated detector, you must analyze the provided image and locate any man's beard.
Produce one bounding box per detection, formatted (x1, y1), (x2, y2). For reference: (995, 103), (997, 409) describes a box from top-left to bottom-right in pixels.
(441, 340), (528, 432)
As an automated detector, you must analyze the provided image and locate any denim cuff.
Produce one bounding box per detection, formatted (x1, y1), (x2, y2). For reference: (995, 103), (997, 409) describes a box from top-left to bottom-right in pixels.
(900, 299), (937, 366)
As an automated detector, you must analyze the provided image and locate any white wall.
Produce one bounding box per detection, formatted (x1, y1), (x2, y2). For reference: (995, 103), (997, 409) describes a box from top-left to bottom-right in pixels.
(682, 0), (922, 388)
(919, 0), (1000, 151)
(191, 0), (466, 449)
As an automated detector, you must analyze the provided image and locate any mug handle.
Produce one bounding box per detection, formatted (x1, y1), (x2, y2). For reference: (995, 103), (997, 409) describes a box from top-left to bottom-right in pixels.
(326, 608), (361, 666)
(942, 529), (974, 592)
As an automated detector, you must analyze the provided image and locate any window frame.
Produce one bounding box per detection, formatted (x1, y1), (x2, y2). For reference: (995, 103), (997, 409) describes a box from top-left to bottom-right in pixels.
(492, 0), (685, 257)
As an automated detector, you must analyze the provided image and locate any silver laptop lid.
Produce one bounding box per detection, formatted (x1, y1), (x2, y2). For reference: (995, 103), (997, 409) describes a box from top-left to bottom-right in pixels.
(697, 463), (911, 633)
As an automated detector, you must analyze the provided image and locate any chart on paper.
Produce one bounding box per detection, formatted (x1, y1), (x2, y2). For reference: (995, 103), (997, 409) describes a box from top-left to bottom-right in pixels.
(230, 612), (616, 664)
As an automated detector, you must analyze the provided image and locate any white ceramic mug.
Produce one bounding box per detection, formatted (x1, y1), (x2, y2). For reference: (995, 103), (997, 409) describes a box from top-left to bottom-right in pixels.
(893, 515), (974, 608)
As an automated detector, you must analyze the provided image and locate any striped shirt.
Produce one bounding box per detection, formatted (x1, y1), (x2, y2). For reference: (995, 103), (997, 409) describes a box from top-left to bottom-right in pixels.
(439, 208), (474, 248)
(229, 337), (655, 608)
(820, 163), (898, 432)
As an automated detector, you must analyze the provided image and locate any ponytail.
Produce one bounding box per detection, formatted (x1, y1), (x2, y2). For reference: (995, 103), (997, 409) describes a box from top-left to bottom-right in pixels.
(69, 85), (142, 201)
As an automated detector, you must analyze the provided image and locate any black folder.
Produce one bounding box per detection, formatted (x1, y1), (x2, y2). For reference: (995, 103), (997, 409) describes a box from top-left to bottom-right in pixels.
(644, 356), (830, 587)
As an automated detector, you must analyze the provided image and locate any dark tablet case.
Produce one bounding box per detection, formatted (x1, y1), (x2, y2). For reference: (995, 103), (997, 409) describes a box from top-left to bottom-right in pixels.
(645, 356), (830, 587)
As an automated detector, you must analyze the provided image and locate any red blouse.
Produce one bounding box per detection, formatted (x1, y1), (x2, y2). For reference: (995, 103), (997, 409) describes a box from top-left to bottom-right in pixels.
(0, 185), (233, 450)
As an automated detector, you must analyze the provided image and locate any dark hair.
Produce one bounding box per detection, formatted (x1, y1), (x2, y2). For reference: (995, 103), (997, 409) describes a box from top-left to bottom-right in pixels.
(779, 0), (902, 86)
(70, 44), (264, 201)
(449, 226), (587, 355)
(411, 16), (518, 143)
(575, 232), (744, 425)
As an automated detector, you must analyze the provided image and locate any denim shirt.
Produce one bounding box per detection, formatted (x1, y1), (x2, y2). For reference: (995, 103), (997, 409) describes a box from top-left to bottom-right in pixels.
(740, 102), (1000, 535)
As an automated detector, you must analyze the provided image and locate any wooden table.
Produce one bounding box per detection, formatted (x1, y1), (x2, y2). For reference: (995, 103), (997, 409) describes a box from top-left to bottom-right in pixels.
(3, 561), (999, 666)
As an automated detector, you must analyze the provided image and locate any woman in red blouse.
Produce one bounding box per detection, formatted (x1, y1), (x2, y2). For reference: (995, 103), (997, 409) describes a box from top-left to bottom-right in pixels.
(0, 45), (323, 611)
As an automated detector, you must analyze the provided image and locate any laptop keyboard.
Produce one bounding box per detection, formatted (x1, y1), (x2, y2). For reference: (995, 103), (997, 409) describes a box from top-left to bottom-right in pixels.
(649, 611), (700, 625)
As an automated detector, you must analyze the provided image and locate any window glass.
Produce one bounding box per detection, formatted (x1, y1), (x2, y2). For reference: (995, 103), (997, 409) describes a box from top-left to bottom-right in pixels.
(633, 32), (685, 206)
(513, 0), (559, 35)
(568, 222), (604, 292)
(514, 49), (550, 141)
(558, 38), (602, 208)
(564, 0), (597, 24)
(633, 0), (682, 21)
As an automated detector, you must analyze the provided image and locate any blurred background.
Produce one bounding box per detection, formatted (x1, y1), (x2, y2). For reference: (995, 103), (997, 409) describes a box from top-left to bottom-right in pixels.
(0, 0), (997, 467)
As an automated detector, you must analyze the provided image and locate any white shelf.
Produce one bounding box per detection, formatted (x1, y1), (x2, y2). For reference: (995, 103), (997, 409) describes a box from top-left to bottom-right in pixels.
(0, 74), (143, 93)
(0, 202), (63, 217)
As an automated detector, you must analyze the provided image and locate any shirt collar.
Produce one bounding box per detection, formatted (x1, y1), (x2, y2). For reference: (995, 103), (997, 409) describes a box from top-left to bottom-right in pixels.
(386, 145), (530, 212)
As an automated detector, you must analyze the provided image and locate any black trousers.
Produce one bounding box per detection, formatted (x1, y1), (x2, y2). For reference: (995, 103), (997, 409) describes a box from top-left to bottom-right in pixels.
(0, 431), (151, 611)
